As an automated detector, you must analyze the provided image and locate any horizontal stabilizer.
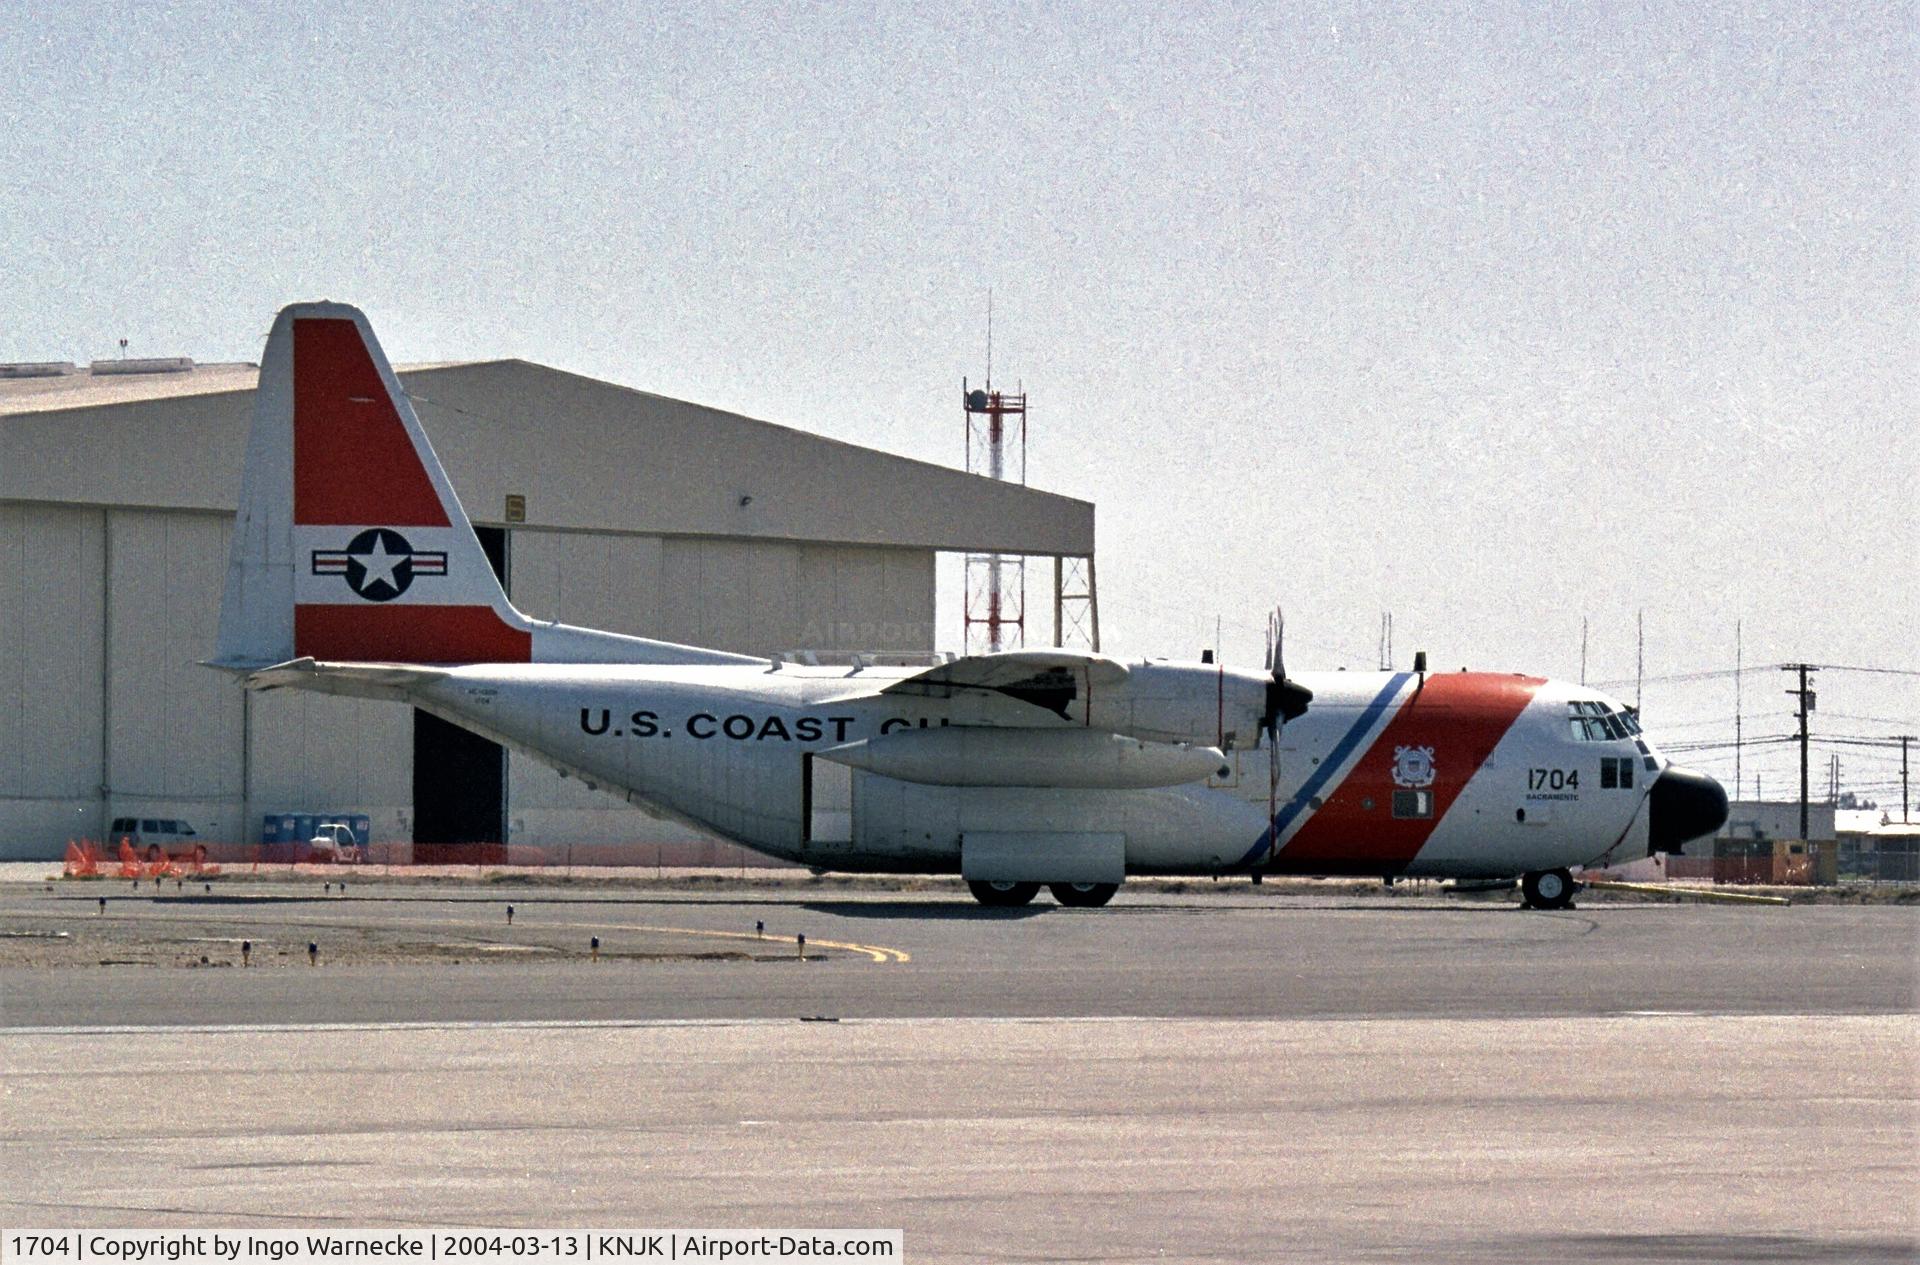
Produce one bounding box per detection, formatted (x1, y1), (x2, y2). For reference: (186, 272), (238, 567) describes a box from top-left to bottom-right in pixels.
(238, 656), (447, 702)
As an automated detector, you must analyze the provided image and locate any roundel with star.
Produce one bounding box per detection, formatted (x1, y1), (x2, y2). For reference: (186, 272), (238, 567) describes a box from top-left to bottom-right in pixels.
(310, 529), (449, 602)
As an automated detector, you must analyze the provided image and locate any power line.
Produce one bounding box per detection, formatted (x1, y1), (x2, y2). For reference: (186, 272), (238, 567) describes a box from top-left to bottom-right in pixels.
(1821, 712), (1920, 726)
(1591, 668), (1746, 688)
(1811, 664), (1920, 677)
(1592, 662), (1920, 689)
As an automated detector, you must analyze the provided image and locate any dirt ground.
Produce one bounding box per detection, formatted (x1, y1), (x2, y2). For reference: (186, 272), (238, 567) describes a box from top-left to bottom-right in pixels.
(2, 867), (1912, 971)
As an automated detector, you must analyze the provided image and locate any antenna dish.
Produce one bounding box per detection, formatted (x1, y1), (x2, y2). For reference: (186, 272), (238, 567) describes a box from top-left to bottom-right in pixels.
(966, 388), (988, 411)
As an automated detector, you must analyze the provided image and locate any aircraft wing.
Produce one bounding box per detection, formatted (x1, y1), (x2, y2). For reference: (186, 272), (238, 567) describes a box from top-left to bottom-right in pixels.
(834, 648), (1131, 721)
(879, 649), (1129, 698)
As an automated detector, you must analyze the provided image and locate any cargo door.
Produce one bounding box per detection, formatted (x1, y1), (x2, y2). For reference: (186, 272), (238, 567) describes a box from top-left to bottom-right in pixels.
(802, 753), (853, 853)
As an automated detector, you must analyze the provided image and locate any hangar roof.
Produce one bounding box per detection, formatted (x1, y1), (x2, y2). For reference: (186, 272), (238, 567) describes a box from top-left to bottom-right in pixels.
(0, 360), (1093, 556)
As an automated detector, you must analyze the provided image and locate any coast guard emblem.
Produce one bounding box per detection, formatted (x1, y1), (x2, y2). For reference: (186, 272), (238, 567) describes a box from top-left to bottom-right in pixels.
(1392, 745), (1436, 789)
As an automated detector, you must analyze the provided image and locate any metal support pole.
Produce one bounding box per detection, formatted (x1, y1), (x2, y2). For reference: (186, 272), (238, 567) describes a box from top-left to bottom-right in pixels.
(1087, 555), (1101, 653)
(1054, 555), (1064, 648)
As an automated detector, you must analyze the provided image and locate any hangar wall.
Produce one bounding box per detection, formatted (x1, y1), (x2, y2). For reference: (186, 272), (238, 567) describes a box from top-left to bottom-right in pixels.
(0, 503), (105, 848)
(0, 503), (412, 856)
(0, 504), (933, 859)
(1, 356), (1091, 861)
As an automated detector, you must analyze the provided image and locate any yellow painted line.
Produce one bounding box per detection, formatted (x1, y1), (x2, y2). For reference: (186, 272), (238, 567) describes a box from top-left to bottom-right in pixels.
(49, 903), (911, 964)
(1583, 880), (1790, 907)
(563, 918), (910, 964)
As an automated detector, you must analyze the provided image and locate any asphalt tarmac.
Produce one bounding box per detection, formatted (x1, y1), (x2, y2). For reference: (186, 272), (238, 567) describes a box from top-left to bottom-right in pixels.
(3, 878), (1916, 1262)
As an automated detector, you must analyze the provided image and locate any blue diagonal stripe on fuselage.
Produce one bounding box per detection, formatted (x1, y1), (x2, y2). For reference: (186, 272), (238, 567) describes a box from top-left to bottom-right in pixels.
(1236, 671), (1411, 868)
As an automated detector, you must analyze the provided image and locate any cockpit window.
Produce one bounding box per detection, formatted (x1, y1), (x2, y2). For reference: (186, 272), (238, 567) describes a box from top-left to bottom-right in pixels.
(1568, 700), (1635, 741)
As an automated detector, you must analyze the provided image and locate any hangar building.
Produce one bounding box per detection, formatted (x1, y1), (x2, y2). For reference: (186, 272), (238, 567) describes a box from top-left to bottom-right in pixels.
(0, 355), (1095, 862)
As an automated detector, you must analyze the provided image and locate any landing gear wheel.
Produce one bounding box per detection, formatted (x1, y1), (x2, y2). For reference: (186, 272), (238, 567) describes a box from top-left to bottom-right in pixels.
(1522, 867), (1576, 910)
(967, 880), (1041, 908)
(1048, 882), (1119, 908)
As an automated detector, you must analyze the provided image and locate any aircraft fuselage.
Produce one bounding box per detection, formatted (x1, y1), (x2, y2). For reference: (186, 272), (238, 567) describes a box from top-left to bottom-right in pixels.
(401, 660), (1676, 879)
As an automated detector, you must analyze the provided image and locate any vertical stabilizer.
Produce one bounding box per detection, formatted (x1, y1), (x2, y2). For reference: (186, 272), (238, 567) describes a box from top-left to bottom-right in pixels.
(214, 302), (754, 668)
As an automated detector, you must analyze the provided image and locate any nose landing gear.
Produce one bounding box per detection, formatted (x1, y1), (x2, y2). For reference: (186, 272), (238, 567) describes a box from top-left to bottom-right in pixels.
(1521, 867), (1577, 910)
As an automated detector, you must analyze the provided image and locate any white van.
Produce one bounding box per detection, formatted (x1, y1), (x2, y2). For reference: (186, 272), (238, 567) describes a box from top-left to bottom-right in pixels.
(108, 817), (204, 862)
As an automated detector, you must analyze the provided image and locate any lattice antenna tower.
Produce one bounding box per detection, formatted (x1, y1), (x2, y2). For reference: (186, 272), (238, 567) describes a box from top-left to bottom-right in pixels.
(962, 300), (1028, 653)
(958, 295), (1098, 653)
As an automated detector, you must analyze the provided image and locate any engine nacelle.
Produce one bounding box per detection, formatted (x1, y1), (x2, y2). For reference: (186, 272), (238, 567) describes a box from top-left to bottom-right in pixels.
(1082, 662), (1271, 750)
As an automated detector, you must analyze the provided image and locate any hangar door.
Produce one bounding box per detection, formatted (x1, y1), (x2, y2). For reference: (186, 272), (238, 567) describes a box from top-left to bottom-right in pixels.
(412, 526), (508, 859)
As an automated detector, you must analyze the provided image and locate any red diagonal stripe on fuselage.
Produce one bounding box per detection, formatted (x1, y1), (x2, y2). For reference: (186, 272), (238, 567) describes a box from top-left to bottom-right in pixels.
(1272, 673), (1544, 875)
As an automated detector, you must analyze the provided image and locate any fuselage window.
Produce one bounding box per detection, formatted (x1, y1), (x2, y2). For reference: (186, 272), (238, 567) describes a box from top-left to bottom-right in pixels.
(1392, 789), (1433, 819)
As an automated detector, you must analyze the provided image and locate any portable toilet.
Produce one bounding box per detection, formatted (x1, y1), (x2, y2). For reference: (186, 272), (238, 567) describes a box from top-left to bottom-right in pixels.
(264, 813), (302, 861)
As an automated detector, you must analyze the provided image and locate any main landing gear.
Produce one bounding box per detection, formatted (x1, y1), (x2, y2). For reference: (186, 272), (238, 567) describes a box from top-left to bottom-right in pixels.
(1521, 867), (1577, 911)
(967, 880), (1040, 907)
(965, 880), (1121, 908)
(1048, 882), (1119, 908)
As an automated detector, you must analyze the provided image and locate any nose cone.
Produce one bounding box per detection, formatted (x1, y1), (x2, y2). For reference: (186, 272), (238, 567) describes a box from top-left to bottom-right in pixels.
(1648, 766), (1729, 855)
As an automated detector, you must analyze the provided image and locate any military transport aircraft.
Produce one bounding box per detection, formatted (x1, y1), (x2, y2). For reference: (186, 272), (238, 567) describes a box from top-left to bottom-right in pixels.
(209, 303), (1728, 909)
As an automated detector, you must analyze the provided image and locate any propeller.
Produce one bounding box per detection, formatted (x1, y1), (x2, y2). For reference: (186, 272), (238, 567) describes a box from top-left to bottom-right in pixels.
(1260, 609), (1314, 867)
(1260, 608), (1313, 736)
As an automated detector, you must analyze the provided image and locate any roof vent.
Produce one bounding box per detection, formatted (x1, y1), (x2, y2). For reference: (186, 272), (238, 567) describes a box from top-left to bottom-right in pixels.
(89, 356), (195, 376)
(0, 361), (78, 379)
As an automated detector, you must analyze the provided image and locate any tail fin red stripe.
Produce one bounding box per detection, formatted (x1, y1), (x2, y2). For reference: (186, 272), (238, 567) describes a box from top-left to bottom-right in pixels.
(293, 318), (449, 528)
(295, 605), (531, 664)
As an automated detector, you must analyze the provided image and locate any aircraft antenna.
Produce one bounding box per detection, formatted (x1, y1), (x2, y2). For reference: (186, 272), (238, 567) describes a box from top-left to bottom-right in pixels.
(1636, 609), (1645, 712)
(986, 287), (992, 389)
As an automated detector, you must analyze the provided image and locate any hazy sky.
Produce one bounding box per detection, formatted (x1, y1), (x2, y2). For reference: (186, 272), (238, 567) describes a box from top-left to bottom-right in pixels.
(4, 1), (1914, 803)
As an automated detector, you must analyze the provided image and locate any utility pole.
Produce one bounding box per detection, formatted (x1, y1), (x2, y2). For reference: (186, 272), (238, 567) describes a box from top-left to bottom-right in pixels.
(1783, 664), (1816, 840)
(1733, 620), (1742, 799)
(1898, 734), (1914, 824)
